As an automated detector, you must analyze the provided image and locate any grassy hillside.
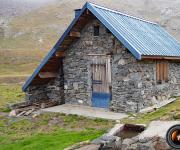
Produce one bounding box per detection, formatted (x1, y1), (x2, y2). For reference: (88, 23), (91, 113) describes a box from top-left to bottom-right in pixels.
(1, 0), (180, 78)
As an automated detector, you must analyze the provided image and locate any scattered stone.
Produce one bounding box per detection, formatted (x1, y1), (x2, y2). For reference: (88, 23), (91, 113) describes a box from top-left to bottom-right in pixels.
(139, 98), (176, 114)
(9, 109), (17, 117)
(154, 138), (171, 150)
(91, 134), (118, 145)
(137, 141), (154, 150)
(173, 112), (180, 119)
(139, 107), (155, 114)
(32, 113), (38, 118)
(40, 103), (46, 109)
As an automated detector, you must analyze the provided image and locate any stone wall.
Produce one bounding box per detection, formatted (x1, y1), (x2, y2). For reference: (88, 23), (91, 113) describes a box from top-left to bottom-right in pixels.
(63, 19), (115, 106)
(63, 18), (180, 112)
(25, 62), (64, 104)
(111, 40), (180, 112)
(25, 18), (180, 112)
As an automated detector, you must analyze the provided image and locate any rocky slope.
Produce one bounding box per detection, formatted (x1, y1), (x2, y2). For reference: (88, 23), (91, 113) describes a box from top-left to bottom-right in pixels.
(0, 0), (180, 51)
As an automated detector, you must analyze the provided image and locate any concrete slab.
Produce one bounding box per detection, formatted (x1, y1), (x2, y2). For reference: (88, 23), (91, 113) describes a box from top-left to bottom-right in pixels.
(139, 121), (180, 140)
(42, 104), (127, 120)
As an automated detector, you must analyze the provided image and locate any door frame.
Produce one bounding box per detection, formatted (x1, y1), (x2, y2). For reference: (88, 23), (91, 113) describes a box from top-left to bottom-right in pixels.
(88, 54), (112, 108)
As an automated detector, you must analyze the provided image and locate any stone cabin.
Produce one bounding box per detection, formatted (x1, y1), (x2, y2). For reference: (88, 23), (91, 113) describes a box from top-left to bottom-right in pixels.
(22, 2), (180, 113)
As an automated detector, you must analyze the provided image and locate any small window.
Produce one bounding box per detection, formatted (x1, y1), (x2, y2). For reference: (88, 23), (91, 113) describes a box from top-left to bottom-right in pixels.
(156, 61), (169, 84)
(94, 25), (99, 36)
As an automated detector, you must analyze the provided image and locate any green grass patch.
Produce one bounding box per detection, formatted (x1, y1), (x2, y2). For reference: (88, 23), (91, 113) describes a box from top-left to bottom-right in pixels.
(0, 84), (24, 111)
(0, 129), (103, 150)
(0, 113), (114, 150)
(122, 98), (180, 125)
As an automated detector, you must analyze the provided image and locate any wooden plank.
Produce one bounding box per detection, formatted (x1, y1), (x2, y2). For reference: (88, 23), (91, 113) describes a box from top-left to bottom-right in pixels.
(164, 62), (169, 82)
(156, 62), (160, 82)
(38, 72), (58, 78)
(55, 51), (64, 57)
(69, 31), (81, 38)
(86, 9), (91, 15)
(160, 62), (163, 82)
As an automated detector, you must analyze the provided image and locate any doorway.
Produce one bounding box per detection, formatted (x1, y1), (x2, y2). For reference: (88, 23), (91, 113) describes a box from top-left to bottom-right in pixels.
(91, 55), (111, 108)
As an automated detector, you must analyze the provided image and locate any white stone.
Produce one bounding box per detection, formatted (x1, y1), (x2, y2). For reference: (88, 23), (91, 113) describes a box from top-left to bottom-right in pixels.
(78, 100), (83, 104)
(85, 41), (93, 46)
(118, 59), (125, 65)
(107, 124), (124, 136)
(9, 110), (17, 117)
(141, 90), (144, 95)
(73, 82), (78, 90)
(64, 85), (68, 90)
(137, 82), (142, 88)
(151, 96), (158, 104)
(123, 77), (130, 81)
(139, 107), (155, 113)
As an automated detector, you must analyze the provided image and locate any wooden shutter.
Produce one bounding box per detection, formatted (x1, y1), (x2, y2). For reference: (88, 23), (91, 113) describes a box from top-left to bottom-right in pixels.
(163, 62), (169, 82)
(156, 61), (169, 83)
(156, 62), (160, 82)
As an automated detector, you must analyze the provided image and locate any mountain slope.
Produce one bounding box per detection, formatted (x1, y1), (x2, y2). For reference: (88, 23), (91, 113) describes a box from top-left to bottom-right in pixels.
(0, 0), (180, 77)
(1, 0), (180, 51)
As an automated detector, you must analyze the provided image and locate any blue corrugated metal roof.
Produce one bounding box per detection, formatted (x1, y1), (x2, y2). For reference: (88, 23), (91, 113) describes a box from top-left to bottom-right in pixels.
(22, 2), (180, 91)
(89, 3), (180, 57)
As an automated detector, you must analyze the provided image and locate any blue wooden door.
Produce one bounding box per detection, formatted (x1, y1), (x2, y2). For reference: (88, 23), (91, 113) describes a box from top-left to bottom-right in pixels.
(91, 57), (111, 108)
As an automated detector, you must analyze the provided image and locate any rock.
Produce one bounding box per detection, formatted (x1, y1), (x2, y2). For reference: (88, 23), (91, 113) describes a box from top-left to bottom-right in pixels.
(78, 100), (83, 104)
(84, 41), (93, 46)
(118, 59), (125, 65)
(100, 134), (118, 142)
(139, 137), (153, 143)
(154, 138), (171, 150)
(9, 109), (17, 117)
(107, 124), (124, 136)
(91, 133), (119, 148)
(114, 139), (122, 150)
(48, 118), (59, 125)
(137, 141), (154, 150)
(137, 82), (142, 88)
(115, 120), (121, 123)
(173, 112), (180, 119)
(126, 143), (138, 150)
(121, 138), (137, 150)
(32, 113), (38, 118)
(40, 103), (46, 109)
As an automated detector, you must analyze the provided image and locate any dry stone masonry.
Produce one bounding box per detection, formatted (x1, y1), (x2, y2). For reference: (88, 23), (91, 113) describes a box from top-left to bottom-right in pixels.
(25, 18), (180, 113)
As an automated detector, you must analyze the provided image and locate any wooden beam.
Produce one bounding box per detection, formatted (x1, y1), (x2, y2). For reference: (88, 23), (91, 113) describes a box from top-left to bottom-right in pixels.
(142, 55), (180, 60)
(86, 9), (91, 15)
(69, 31), (81, 38)
(55, 51), (64, 58)
(38, 72), (58, 78)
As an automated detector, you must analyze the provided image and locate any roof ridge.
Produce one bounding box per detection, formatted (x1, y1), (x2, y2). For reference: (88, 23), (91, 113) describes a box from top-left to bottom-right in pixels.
(88, 2), (157, 25)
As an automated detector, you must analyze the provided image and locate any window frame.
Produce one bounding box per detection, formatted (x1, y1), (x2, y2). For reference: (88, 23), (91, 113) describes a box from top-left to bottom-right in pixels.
(93, 25), (100, 37)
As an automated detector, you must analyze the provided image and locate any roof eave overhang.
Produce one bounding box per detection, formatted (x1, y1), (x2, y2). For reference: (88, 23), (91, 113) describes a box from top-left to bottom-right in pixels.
(142, 55), (180, 60)
(22, 3), (89, 92)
